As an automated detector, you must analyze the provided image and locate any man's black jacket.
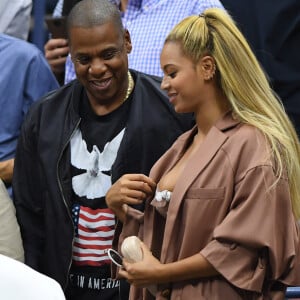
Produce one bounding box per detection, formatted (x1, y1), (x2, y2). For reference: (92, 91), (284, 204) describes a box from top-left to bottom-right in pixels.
(12, 69), (193, 290)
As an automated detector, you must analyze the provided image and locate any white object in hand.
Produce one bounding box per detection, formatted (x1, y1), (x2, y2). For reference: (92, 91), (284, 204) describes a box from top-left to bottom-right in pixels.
(121, 236), (157, 296)
(121, 236), (143, 263)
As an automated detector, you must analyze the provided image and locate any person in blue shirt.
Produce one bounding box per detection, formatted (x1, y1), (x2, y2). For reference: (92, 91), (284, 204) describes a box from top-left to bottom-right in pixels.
(0, 33), (59, 196)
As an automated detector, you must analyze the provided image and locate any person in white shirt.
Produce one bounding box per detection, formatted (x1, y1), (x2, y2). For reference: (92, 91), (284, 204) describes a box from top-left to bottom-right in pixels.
(0, 254), (66, 300)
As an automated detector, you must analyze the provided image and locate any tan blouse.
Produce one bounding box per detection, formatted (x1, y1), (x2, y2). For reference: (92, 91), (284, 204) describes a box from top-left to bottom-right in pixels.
(119, 112), (300, 300)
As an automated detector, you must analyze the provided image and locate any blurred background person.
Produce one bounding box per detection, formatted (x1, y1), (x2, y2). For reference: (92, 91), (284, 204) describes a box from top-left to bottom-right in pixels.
(44, 0), (70, 85)
(0, 179), (24, 262)
(0, 0), (32, 40)
(0, 33), (59, 196)
(220, 0), (300, 136)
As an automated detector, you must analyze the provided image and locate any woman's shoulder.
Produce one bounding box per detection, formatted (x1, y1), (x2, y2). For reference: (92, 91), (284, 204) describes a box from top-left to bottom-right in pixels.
(223, 123), (273, 173)
(228, 123), (269, 150)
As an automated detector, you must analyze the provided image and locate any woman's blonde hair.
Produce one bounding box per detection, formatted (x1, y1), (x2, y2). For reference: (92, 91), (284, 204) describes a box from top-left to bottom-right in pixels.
(165, 8), (300, 219)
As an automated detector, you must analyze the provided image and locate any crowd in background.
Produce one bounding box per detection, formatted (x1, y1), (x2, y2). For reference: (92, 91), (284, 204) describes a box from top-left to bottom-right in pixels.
(0, 0), (300, 299)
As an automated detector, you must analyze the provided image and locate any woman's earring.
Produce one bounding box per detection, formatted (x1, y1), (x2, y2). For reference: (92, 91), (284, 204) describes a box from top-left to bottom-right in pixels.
(209, 64), (216, 80)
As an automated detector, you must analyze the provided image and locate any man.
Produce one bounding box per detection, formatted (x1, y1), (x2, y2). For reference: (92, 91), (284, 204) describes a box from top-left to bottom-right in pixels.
(45, 0), (224, 84)
(13, 1), (193, 299)
(0, 33), (59, 196)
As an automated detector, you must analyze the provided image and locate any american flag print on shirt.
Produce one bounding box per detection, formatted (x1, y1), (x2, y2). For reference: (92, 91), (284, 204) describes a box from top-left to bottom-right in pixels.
(72, 204), (115, 266)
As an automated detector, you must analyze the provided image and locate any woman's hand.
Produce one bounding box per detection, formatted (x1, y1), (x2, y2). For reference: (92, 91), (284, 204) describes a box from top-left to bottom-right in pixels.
(106, 174), (156, 222)
(119, 242), (162, 287)
(119, 243), (219, 286)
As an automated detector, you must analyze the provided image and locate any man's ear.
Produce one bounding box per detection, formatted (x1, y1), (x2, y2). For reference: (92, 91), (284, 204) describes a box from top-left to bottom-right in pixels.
(201, 55), (216, 80)
(124, 30), (132, 54)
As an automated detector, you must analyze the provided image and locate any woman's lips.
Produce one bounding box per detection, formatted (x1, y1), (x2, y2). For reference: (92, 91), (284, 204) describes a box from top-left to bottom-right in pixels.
(168, 92), (177, 103)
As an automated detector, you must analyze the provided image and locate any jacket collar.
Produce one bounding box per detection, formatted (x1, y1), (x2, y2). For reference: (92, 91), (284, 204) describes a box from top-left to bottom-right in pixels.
(214, 110), (240, 132)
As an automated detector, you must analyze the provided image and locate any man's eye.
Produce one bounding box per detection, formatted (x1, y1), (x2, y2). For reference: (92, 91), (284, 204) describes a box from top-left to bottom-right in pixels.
(75, 56), (90, 65)
(102, 50), (119, 60)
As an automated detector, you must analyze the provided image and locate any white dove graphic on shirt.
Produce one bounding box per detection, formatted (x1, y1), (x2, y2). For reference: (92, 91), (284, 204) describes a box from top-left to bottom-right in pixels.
(70, 128), (125, 199)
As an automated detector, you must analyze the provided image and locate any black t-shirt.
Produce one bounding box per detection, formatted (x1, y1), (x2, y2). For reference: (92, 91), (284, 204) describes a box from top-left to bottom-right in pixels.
(66, 93), (131, 300)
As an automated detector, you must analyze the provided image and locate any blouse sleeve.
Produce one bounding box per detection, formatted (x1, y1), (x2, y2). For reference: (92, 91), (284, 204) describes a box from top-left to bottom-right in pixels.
(120, 207), (144, 241)
(111, 206), (144, 279)
(201, 165), (300, 292)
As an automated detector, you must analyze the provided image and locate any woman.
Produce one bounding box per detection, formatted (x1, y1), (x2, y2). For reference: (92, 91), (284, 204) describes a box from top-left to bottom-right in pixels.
(106, 8), (300, 299)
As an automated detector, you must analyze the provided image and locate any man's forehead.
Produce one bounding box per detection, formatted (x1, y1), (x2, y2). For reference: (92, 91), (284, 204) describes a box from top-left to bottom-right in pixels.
(69, 23), (123, 41)
(70, 27), (124, 53)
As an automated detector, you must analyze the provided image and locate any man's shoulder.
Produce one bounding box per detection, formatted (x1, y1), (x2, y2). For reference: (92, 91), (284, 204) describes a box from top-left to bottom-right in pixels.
(131, 69), (165, 97)
(131, 69), (162, 85)
(21, 80), (81, 133)
(130, 69), (194, 130)
(28, 80), (79, 114)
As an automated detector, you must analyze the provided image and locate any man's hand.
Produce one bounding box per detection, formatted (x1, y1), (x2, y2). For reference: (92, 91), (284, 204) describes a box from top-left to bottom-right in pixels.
(0, 158), (14, 183)
(44, 38), (69, 81)
(106, 174), (156, 222)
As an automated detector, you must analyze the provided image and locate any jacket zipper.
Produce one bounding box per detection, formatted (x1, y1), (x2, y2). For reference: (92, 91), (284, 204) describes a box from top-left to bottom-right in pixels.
(56, 118), (81, 290)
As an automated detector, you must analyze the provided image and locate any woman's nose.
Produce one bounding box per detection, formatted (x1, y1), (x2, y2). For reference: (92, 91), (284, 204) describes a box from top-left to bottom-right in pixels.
(161, 76), (170, 90)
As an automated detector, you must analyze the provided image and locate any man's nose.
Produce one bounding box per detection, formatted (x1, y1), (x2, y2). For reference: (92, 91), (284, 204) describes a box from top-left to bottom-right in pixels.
(88, 58), (107, 75)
